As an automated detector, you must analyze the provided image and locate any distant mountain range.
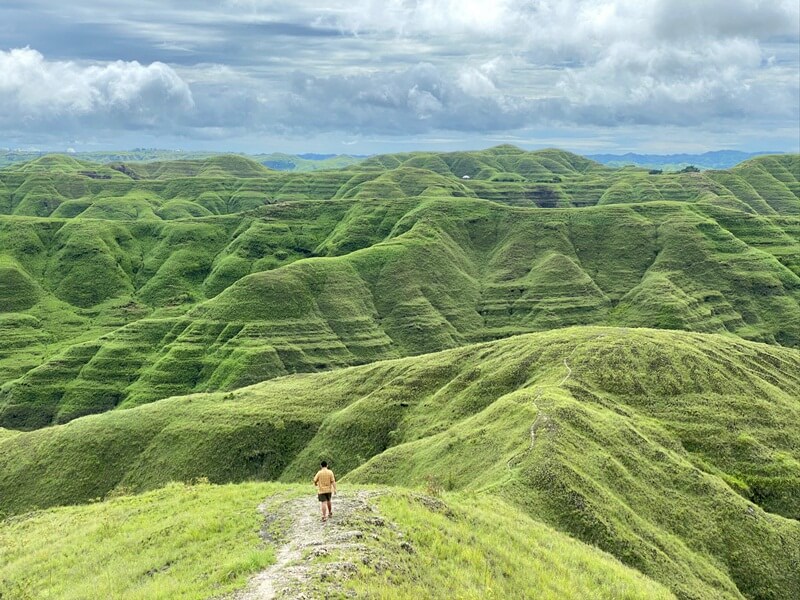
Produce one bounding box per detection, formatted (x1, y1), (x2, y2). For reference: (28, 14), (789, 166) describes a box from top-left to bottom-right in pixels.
(0, 148), (782, 171)
(587, 150), (780, 171)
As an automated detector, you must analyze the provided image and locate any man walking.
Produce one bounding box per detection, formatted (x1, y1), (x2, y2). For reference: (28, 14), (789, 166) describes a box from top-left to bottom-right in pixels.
(313, 461), (336, 522)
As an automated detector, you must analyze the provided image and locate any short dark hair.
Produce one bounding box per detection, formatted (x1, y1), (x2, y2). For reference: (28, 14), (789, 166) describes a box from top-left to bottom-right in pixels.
(320, 461), (328, 467)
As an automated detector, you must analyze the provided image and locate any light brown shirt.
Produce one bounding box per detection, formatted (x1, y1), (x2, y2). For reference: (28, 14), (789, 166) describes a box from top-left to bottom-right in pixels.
(314, 468), (336, 493)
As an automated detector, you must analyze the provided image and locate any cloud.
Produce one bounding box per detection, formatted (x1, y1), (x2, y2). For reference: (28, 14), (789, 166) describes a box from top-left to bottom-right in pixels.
(457, 60), (501, 98)
(0, 1), (797, 149)
(650, 0), (800, 40)
(329, 0), (799, 43)
(554, 38), (794, 125)
(208, 0), (799, 130)
(329, 0), (523, 37)
(264, 61), (535, 135)
(0, 47), (193, 131)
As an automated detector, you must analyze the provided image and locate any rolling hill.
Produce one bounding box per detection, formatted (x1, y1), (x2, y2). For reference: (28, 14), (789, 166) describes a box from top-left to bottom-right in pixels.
(2, 148), (797, 218)
(0, 176), (797, 429)
(0, 146), (798, 599)
(1, 327), (798, 599)
(0, 149), (366, 171)
(0, 482), (676, 600)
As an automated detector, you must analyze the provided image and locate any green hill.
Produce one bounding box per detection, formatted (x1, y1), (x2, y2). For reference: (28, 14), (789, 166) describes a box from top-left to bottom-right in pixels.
(588, 150), (778, 171)
(0, 149), (366, 171)
(8, 154), (126, 179)
(116, 155), (273, 179)
(253, 151), (365, 172)
(360, 145), (603, 180)
(0, 482), (674, 600)
(2, 148), (796, 219)
(1, 327), (798, 598)
(0, 147), (798, 599)
(0, 193), (797, 429)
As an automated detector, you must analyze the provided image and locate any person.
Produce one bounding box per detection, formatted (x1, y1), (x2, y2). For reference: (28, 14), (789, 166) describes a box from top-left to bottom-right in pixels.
(313, 460), (336, 522)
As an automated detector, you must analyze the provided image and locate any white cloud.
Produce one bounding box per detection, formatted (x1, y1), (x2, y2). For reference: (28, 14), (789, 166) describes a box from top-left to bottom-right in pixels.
(408, 85), (443, 119)
(457, 60), (501, 98)
(0, 47), (194, 130)
(328, 0), (799, 43)
(267, 62), (531, 134)
(1, 1), (798, 148)
(333, 0), (521, 37)
(556, 39), (768, 120)
(650, 0), (800, 40)
(242, 0), (798, 130)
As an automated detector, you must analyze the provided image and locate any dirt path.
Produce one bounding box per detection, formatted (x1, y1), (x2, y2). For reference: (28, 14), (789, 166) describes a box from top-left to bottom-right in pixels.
(524, 352), (574, 448)
(505, 343), (586, 472)
(233, 491), (384, 600)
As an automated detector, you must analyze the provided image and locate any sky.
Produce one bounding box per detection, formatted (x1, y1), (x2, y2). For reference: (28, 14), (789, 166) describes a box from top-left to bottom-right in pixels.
(0, 0), (798, 155)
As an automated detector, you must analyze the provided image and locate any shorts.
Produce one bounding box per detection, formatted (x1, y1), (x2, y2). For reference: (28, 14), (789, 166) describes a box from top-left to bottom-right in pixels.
(318, 492), (332, 502)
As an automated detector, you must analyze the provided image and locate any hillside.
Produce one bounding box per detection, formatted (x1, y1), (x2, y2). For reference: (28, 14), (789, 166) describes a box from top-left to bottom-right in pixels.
(0, 147), (798, 599)
(2, 148), (797, 219)
(1, 327), (798, 599)
(0, 482), (674, 600)
(0, 149), (366, 171)
(0, 147), (779, 173)
(112, 155), (273, 179)
(253, 152), (367, 172)
(1, 191), (798, 429)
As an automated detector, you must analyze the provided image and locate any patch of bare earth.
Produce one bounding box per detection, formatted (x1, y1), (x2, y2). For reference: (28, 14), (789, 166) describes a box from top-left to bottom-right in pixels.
(231, 490), (405, 599)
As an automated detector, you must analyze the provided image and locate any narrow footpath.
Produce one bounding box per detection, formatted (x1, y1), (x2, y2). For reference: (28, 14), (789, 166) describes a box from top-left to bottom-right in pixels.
(233, 491), (388, 600)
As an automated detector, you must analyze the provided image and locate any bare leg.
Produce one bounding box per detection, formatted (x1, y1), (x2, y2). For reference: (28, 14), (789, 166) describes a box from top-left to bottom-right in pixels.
(321, 501), (328, 521)
(326, 499), (333, 517)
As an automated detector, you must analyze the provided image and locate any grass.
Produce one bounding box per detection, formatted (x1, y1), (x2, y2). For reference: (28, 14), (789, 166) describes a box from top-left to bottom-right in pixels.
(346, 492), (675, 599)
(0, 481), (288, 600)
(1, 327), (798, 598)
(0, 149), (366, 171)
(0, 147), (798, 598)
(0, 427), (19, 441)
(1, 192), (797, 428)
(0, 482), (677, 600)
(2, 148), (796, 219)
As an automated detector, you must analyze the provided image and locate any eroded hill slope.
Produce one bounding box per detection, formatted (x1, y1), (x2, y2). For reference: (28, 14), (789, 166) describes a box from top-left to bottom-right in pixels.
(1, 195), (798, 428)
(2, 327), (798, 599)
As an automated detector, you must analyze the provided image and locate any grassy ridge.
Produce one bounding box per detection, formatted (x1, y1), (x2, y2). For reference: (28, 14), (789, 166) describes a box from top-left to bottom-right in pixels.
(353, 492), (675, 600)
(2, 147), (797, 599)
(0, 482), (675, 600)
(0, 149), (365, 171)
(1, 327), (798, 598)
(1, 195), (798, 429)
(0, 427), (19, 441)
(1, 149), (796, 219)
(0, 481), (281, 599)
(588, 150), (775, 171)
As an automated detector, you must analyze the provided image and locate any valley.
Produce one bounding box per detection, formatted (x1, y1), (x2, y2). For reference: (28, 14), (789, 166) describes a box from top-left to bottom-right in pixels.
(0, 147), (798, 599)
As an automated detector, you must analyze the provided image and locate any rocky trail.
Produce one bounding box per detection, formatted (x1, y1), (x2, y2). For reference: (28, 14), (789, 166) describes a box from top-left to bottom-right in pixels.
(233, 490), (400, 600)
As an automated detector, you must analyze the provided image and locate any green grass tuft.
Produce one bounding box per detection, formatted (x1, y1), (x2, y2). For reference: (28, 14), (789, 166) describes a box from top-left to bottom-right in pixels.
(347, 492), (676, 599)
(0, 481), (283, 600)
